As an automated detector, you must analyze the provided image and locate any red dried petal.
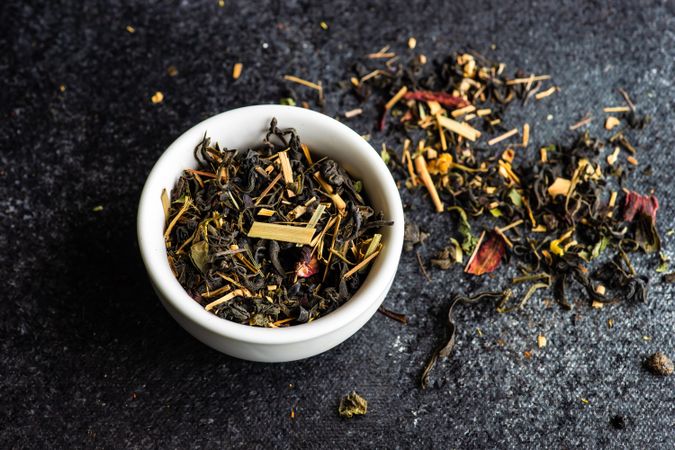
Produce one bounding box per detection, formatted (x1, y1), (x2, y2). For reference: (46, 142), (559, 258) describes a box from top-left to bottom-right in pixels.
(465, 232), (506, 276)
(378, 108), (388, 131)
(403, 91), (469, 108)
(295, 254), (319, 278)
(623, 191), (659, 224)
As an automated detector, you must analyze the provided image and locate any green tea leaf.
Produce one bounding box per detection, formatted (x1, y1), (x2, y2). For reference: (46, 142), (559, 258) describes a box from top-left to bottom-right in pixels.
(449, 237), (463, 263)
(174, 194), (189, 204)
(489, 208), (503, 217)
(280, 97), (296, 106)
(380, 147), (391, 165)
(635, 215), (661, 253)
(190, 240), (209, 274)
(656, 252), (670, 273)
(353, 180), (363, 193)
(448, 206), (478, 254)
(591, 236), (610, 259)
(508, 189), (523, 207)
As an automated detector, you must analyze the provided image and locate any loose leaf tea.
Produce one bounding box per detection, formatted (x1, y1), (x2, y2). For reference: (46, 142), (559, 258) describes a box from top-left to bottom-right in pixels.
(163, 119), (392, 327)
(421, 290), (511, 389)
(349, 44), (664, 384)
(338, 391), (368, 418)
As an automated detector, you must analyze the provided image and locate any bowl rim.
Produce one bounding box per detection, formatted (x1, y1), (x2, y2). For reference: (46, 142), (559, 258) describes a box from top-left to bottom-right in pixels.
(137, 104), (404, 345)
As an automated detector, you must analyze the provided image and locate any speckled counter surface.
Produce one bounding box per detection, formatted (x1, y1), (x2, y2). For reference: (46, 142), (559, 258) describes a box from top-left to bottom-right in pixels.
(1, 1), (674, 448)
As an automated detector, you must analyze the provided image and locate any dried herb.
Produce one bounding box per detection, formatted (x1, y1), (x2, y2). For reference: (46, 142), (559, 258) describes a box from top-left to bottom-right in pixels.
(349, 44), (664, 381)
(338, 391), (368, 418)
(377, 306), (408, 324)
(421, 290), (511, 388)
(403, 221), (428, 252)
(164, 119), (392, 327)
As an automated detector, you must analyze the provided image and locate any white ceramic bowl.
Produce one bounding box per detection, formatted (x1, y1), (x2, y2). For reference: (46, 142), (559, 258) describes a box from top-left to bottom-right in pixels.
(137, 105), (404, 362)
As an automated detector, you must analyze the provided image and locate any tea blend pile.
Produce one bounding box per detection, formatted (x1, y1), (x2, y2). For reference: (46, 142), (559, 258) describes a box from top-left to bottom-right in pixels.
(163, 119), (391, 327)
(330, 47), (666, 386)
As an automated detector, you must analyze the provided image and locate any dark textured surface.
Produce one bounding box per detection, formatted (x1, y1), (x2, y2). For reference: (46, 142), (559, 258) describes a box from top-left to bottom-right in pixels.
(1, 0), (674, 448)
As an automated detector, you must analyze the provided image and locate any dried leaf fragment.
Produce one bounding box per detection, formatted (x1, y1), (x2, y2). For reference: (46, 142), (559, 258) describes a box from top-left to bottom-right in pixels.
(190, 240), (209, 274)
(338, 391), (368, 418)
(151, 91), (164, 104)
(605, 116), (620, 130)
(547, 178), (571, 198)
(232, 63), (243, 80)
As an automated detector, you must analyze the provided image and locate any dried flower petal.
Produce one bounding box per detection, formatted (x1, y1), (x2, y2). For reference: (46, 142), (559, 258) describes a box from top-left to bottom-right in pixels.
(403, 91), (469, 108)
(465, 232), (506, 275)
(427, 153), (453, 175)
(295, 247), (319, 278)
(623, 191), (659, 224)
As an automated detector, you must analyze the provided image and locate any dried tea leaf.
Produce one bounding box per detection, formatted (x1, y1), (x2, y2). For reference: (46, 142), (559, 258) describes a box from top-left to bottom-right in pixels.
(338, 391), (368, 418)
(448, 206), (478, 254)
(421, 291), (509, 388)
(591, 236), (610, 260)
(508, 188), (523, 207)
(190, 240), (209, 274)
(656, 252), (670, 273)
(635, 215), (661, 253)
(380, 146), (391, 164)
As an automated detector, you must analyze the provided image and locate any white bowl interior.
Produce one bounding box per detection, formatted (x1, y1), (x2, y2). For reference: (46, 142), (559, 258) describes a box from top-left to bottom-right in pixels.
(138, 105), (404, 345)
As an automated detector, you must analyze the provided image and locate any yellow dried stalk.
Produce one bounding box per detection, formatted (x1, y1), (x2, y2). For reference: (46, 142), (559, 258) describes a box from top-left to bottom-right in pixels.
(437, 115), (481, 141)
(247, 222), (315, 245)
(254, 173), (282, 206)
(283, 75), (322, 91)
(161, 189), (170, 222)
(164, 197), (192, 239)
(257, 208), (275, 217)
(232, 63), (243, 80)
(343, 248), (382, 279)
(384, 86), (408, 110)
(535, 86), (558, 100)
(205, 288), (248, 311)
(603, 106), (630, 113)
(488, 128), (519, 146)
(314, 173), (346, 213)
(506, 75), (551, 85)
(451, 104), (476, 118)
(415, 155), (444, 213)
(300, 143), (313, 165)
